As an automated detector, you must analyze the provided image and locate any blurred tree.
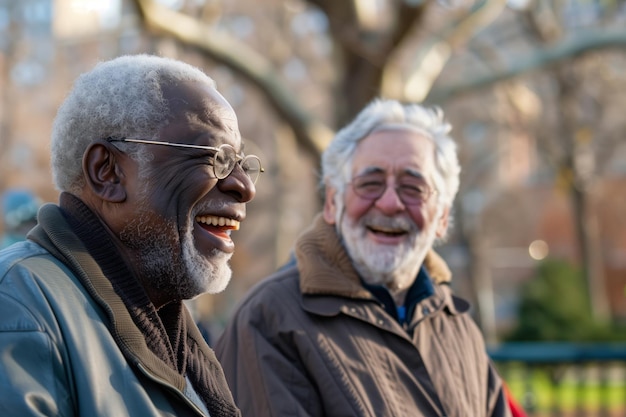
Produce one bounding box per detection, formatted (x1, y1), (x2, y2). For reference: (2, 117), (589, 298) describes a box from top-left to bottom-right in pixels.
(425, 1), (626, 329)
(506, 258), (625, 342)
(509, 259), (592, 341)
(448, 1), (626, 324)
(514, 3), (616, 323)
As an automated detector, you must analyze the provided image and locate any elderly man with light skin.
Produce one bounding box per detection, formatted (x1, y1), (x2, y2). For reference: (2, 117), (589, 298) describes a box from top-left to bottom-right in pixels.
(0, 55), (263, 416)
(216, 99), (512, 417)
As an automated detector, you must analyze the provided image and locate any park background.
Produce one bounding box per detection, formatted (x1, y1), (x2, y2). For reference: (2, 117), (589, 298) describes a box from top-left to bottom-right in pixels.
(1, 0), (626, 384)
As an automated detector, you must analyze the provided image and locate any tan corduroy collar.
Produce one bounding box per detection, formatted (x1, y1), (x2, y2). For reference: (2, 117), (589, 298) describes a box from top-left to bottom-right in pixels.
(295, 214), (452, 298)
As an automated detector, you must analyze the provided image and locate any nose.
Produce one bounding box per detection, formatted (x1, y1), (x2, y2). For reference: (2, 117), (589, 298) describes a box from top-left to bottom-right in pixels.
(217, 165), (256, 202)
(374, 181), (405, 214)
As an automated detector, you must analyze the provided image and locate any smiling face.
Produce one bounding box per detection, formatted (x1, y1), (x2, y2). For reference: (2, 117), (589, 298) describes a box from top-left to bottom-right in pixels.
(117, 79), (256, 305)
(323, 128), (449, 290)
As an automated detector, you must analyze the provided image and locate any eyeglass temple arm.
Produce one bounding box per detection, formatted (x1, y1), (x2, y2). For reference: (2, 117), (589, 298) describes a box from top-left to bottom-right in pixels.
(117, 138), (221, 152)
(109, 137), (264, 172)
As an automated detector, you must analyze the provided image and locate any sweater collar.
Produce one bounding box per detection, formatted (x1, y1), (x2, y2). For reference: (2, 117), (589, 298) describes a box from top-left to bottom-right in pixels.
(59, 192), (187, 373)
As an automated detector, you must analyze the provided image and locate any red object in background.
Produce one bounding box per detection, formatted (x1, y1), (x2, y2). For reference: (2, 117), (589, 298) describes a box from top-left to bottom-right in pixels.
(503, 382), (528, 417)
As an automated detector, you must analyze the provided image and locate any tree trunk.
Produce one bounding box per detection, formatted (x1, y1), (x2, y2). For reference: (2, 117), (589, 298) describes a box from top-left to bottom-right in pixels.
(569, 183), (610, 323)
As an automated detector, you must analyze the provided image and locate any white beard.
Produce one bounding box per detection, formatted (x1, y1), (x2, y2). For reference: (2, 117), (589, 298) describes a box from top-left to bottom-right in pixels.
(339, 209), (441, 291)
(181, 225), (233, 296)
(119, 204), (233, 300)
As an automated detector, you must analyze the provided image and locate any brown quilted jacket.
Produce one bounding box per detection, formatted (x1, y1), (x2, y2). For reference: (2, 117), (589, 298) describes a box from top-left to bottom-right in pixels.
(216, 214), (511, 417)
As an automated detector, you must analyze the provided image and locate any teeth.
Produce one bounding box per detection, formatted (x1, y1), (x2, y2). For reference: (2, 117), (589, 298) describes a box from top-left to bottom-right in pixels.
(196, 215), (240, 230)
(370, 226), (405, 234)
(372, 226), (395, 232)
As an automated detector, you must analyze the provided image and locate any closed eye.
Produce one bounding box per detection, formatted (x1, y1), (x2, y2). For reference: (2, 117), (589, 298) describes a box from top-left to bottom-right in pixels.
(357, 181), (384, 191)
(398, 183), (428, 197)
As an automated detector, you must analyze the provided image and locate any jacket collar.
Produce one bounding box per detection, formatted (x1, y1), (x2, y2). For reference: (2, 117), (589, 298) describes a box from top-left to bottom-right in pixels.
(296, 214), (371, 299)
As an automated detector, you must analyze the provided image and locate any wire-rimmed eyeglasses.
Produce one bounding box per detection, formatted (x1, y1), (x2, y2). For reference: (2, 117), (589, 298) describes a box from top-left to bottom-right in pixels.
(350, 173), (437, 205)
(107, 137), (264, 184)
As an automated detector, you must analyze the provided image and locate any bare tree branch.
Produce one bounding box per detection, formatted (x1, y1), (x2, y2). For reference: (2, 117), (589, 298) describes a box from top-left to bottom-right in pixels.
(427, 29), (626, 103)
(383, 0), (507, 101)
(133, 0), (333, 158)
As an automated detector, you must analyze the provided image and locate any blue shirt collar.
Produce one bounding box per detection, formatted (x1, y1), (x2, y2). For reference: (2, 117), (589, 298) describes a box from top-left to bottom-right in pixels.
(362, 266), (435, 324)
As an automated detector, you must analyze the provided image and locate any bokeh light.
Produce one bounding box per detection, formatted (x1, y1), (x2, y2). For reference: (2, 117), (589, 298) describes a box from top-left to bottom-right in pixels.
(528, 240), (549, 260)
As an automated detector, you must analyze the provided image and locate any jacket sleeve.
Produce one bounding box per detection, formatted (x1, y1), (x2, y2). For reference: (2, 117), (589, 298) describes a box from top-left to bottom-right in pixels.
(215, 289), (323, 417)
(487, 359), (513, 417)
(502, 381), (527, 417)
(0, 284), (74, 416)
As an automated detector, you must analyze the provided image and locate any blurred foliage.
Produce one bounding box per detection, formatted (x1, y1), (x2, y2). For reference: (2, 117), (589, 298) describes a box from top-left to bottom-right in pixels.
(506, 258), (626, 342)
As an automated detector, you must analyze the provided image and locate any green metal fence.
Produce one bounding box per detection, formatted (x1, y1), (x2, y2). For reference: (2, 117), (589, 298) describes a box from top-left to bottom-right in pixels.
(489, 343), (626, 417)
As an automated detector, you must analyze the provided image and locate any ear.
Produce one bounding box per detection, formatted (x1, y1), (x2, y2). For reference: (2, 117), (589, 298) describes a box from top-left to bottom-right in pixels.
(435, 205), (451, 238)
(82, 141), (127, 203)
(322, 185), (338, 225)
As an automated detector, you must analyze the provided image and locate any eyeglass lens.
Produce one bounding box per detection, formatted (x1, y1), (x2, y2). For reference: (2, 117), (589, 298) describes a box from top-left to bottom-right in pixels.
(352, 175), (433, 205)
(214, 145), (236, 179)
(213, 145), (262, 184)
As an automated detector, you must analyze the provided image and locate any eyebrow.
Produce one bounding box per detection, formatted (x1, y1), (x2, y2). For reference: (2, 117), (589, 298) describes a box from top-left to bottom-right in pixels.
(355, 166), (385, 177)
(402, 168), (427, 180)
(355, 166), (426, 180)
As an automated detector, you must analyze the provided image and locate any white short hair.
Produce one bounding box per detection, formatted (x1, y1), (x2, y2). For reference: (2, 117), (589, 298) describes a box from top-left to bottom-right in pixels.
(51, 54), (216, 193)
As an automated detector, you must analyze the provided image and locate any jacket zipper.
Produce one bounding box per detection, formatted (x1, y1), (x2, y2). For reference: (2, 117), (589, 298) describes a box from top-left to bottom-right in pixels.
(135, 362), (208, 417)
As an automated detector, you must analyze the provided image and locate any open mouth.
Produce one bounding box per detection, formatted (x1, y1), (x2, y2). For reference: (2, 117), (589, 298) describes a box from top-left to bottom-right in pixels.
(196, 215), (240, 238)
(366, 225), (407, 237)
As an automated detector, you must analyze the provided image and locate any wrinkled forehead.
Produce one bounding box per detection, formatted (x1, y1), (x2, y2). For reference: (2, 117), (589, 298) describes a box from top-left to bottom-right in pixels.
(371, 123), (433, 142)
(164, 79), (241, 138)
(350, 126), (436, 178)
(198, 95), (239, 131)
(198, 97), (241, 146)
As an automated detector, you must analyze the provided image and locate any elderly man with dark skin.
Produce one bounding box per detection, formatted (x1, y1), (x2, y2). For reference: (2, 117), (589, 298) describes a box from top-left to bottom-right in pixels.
(0, 55), (263, 417)
(215, 99), (511, 417)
